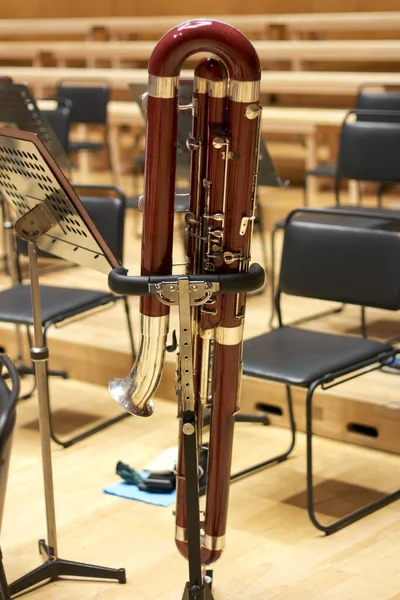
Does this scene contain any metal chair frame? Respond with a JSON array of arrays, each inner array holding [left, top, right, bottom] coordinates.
[[270, 110, 400, 329], [0, 185, 135, 448], [244, 208, 400, 534]]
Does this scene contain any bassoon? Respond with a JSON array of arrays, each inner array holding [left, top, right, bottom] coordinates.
[[108, 18, 263, 570]]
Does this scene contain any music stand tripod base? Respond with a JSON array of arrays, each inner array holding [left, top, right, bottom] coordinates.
[[9, 540, 126, 596]]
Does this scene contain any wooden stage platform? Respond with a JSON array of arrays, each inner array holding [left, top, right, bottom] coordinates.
[[0, 183, 399, 599], [0, 184, 398, 456]]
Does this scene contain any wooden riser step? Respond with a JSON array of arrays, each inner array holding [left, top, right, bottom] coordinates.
[[1, 324, 399, 456]]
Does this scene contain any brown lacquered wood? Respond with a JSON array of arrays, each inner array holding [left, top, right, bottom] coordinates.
[[143, 20, 260, 567], [149, 20, 260, 81], [202, 342, 242, 564], [140, 95, 177, 317]]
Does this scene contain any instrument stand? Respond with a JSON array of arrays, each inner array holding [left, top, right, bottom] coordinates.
[[8, 213, 126, 596], [0, 546, 11, 600], [181, 409, 214, 600], [107, 257, 265, 600]]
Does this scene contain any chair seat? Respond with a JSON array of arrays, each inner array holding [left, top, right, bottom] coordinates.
[[274, 205, 400, 231], [0, 285, 115, 325], [305, 164, 337, 178], [69, 141, 106, 152], [243, 327, 392, 387]]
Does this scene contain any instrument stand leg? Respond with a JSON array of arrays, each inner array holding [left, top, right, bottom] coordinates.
[[180, 410, 215, 600], [9, 239, 126, 597], [0, 546, 11, 600]]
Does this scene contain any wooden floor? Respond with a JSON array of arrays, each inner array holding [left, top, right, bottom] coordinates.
[[0, 175, 400, 598], [3, 382, 400, 600]]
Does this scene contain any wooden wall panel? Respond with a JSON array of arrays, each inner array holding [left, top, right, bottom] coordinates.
[[1, 0, 400, 20]]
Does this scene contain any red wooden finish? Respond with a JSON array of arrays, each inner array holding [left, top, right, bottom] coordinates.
[[141, 19, 261, 566]]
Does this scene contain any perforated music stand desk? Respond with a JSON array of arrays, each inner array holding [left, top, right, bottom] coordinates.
[[0, 127, 126, 596]]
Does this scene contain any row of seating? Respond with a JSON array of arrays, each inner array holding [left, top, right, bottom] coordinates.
[[3, 39, 400, 69], [0, 11, 400, 39], [5, 65, 400, 96]]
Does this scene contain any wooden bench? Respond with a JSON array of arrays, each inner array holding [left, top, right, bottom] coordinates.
[[1, 12, 400, 40], [105, 101, 346, 196], [3, 40, 400, 70], [5, 65, 400, 97]]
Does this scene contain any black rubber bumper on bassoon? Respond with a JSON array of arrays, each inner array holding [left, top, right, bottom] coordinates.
[[108, 262, 265, 297]]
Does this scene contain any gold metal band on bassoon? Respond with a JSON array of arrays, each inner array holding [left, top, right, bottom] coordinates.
[[229, 80, 260, 103], [194, 76, 208, 94], [175, 525, 188, 542], [215, 323, 244, 346], [204, 534, 226, 551], [194, 76, 227, 98], [148, 75, 179, 98], [200, 327, 215, 340]]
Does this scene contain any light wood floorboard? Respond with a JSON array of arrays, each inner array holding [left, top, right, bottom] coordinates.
[[0, 179, 399, 598], [2, 381, 400, 600]]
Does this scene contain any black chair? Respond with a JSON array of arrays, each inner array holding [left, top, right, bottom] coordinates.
[[243, 208, 400, 534], [0, 185, 135, 448], [56, 81, 115, 180], [0, 353, 19, 600], [304, 88, 400, 206], [39, 97, 72, 156], [270, 111, 400, 328]]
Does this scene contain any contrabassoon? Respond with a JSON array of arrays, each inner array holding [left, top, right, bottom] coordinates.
[[108, 18, 263, 572]]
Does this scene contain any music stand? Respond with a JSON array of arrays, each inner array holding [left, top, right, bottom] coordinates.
[[0, 77, 74, 385], [0, 127, 126, 595]]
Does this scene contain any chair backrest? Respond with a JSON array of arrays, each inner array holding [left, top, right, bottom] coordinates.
[[73, 185, 126, 263], [336, 110, 400, 184], [56, 82, 110, 124], [356, 85, 400, 120], [278, 209, 400, 312], [257, 135, 285, 188], [39, 97, 72, 154], [0, 354, 19, 531], [15, 185, 126, 269]]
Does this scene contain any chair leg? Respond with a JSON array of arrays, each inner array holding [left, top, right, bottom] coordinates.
[[230, 384, 296, 483], [256, 204, 268, 278], [48, 411, 131, 448], [361, 306, 367, 338], [248, 207, 268, 298], [41, 328, 130, 448], [0, 547, 11, 600], [268, 225, 279, 329], [106, 142, 119, 186], [305, 383, 400, 535]]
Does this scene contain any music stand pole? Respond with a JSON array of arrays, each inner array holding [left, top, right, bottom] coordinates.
[[8, 219, 126, 596], [27, 240, 58, 555]]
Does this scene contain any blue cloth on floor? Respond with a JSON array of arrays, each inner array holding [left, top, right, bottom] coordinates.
[[103, 472, 176, 507]]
